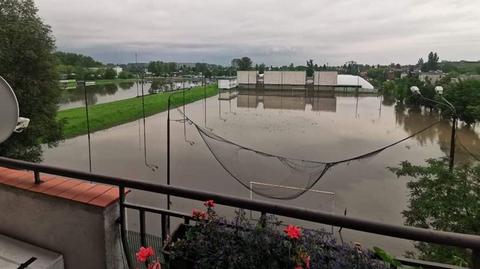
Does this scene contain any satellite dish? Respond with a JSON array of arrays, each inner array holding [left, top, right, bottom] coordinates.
[[0, 76, 29, 143]]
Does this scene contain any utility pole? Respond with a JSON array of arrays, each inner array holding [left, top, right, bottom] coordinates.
[[449, 116, 457, 171]]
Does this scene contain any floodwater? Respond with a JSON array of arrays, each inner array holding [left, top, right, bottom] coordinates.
[[59, 79, 204, 110], [42, 88, 480, 256]]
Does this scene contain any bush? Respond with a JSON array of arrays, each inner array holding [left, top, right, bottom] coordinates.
[[167, 201, 388, 269]]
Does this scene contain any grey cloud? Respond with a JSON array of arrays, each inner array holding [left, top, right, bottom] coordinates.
[[35, 0, 480, 65]]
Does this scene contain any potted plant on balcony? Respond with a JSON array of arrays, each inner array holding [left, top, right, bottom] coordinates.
[[163, 200, 389, 269]]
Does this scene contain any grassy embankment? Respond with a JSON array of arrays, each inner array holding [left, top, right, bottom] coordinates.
[[57, 84, 218, 139], [94, 78, 138, 85]]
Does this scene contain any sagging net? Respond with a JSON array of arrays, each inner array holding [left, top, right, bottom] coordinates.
[[179, 109, 440, 200]]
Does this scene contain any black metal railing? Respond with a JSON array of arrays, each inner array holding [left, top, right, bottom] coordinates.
[[0, 156, 479, 269]]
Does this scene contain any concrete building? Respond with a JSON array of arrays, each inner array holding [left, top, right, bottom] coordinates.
[[263, 71, 306, 85], [419, 71, 445, 84], [337, 75, 375, 92], [113, 66, 123, 76], [218, 78, 238, 89], [313, 71, 338, 86], [237, 71, 258, 84]]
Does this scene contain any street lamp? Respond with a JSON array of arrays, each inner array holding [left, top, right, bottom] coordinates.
[[410, 85, 457, 170]]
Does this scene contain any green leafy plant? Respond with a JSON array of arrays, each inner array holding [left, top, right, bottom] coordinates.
[[167, 200, 388, 269], [373, 247, 401, 267], [390, 158, 480, 266]]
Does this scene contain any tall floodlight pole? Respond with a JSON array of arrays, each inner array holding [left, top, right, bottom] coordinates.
[[204, 76, 207, 126], [79, 81, 92, 173], [135, 53, 139, 97], [166, 87, 190, 233], [410, 86, 457, 170]]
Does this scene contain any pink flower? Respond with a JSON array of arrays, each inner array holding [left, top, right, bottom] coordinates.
[[304, 256, 311, 269], [148, 261, 161, 269], [136, 246, 154, 263], [204, 199, 215, 208], [192, 209, 207, 220], [284, 225, 301, 239], [294, 267, 303, 269]]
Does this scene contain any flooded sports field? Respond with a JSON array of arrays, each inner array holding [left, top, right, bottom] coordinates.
[[42, 88, 480, 255]]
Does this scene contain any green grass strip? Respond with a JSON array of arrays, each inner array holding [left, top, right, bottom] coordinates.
[[94, 78, 138, 85], [57, 84, 218, 139]]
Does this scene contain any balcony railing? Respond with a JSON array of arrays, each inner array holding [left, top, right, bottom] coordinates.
[[0, 156, 479, 269]]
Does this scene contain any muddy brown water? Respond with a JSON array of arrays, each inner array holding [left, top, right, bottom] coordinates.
[[42, 88, 480, 256]]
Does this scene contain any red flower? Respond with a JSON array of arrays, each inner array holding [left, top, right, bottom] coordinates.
[[192, 209, 207, 220], [284, 225, 301, 239], [204, 199, 215, 208], [294, 267, 303, 269], [148, 261, 161, 269], [136, 246, 154, 263]]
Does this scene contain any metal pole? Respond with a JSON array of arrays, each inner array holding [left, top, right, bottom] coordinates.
[[204, 77, 207, 126], [34, 171, 41, 184], [449, 116, 456, 171], [473, 249, 480, 269], [135, 53, 139, 97], [83, 81, 92, 173], [139, 209, 146, 247], [119, 186, 132, 268], [166, 95, 171, 234]]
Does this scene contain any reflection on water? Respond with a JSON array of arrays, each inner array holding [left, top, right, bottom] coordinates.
[[58, 79, 204, 110], [43, 88, 480, 256], [237, 89, 338, 112]]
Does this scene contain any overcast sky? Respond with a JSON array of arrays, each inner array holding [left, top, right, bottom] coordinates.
[[35, 0, 480, 66]]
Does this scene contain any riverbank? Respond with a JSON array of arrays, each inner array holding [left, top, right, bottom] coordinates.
[[94, 78, 138, 86], [57, 84, 218, 138]]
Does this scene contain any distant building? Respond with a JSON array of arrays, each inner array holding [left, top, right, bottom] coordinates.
[[419, 71, 445, 84], [264, 71, 306, 85], [235, 70, 376, 92], [113, 66, 123, 76], [314, 71, 338, 86], [237, 71, 258, 84], [386, 70, 395, 80], [218, 78, 238, 89]]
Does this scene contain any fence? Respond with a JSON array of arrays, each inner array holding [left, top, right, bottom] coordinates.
[[0, 156, 479, 269]]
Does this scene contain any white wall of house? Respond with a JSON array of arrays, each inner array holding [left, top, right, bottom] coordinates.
[[419, 72, 444, 84], [314, 71, 338, 86], [218, 78, 238, 89], [263, 71, 282, 85], [237, 71, 257, 84], [113, 66, 123, 76], [282, 71, 306, 85], [264, 71, 306, 85]]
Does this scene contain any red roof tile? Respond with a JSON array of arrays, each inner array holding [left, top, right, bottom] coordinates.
[[0, 167, 126, 208]]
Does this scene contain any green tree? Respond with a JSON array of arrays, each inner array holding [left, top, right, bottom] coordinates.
[[306, 59, 314, 77], [390, 159, 479, 267], [118, 71, 134, 79], [0, 0, 63, 161], [238, 57, 252, 71], [54, 51, 102, 67], [103, 67, 117, 79], [417, 58, 424, 69], [424, 52, 440, 71], [443, 79, 480, 124]]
